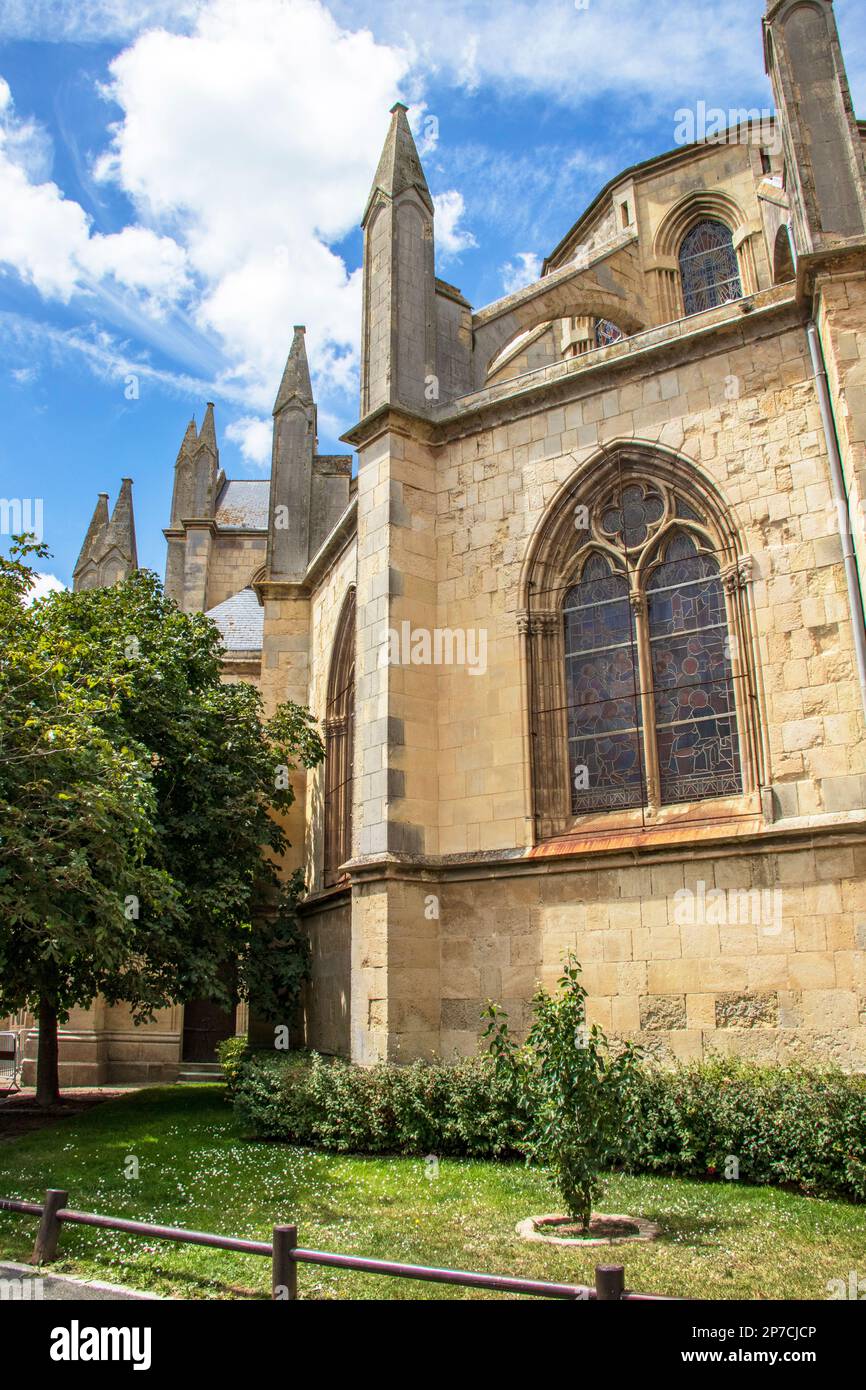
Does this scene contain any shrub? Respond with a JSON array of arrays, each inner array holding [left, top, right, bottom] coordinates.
[[233, 1050, 521, 1156], [217, 1034, 251, 1097], [231, 1048, 866, 1205], [628, 1057, 866, 1202], [232, 1049, 318, 1136]]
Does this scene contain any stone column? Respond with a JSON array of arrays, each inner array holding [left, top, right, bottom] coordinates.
[[258, 580, 312, 871], [347, 416, 442, 1062], [179, 520, 216, 614], [520, 609, 571, 839]]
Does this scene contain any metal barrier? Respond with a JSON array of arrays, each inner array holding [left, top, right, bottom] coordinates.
[[1, 1189, 673, 1300], [0, 1033, 21, 1103]]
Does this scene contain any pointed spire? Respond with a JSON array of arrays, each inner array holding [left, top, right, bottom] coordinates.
[[268, 327, 319, 581], [73, 483, 137, 591], [363, 102, 433, 225], [104, 477, 138, 571], [198, 401, 217, 453], [273, 326, 314, 415], [176, 417, 197, 464], [171, 417, 198, 526], [73, 492, 110, 583], [170, 404, 218, 525]]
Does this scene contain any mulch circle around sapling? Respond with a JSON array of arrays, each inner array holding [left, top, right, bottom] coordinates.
[[516, 1213, 661, 1247]]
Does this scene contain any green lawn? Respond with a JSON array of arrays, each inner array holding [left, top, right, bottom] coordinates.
[[0, 1086, 862, 1300]]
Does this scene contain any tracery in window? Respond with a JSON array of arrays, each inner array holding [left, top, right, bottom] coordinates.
[[549, 474, 748, 820], [600, 483, 665, 550], [524, 450, 763, 838], [679, 220, 743, 315]]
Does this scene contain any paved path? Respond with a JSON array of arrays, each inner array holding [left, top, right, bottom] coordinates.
[[0, 1261, 160, 1301]]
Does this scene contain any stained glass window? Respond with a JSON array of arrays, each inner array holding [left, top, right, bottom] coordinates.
[[600, 484, 665, 551], [675, 497, 704, 523], [595, 318, 624, 348], [679, 220, 743, 316], [559, 483, 745, 820], [647, 533, 742, 804], [564, 554, 644, 813]]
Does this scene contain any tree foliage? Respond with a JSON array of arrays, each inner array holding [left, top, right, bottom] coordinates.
[[483, 954, 644, 1230], [0, 542, 323, 1101]]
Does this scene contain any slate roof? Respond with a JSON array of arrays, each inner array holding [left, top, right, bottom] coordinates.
[[214, 480, 269, 530], [205, 588, 264, 652]]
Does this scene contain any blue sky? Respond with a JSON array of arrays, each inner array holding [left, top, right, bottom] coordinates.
[[0, 0, 864, 589]]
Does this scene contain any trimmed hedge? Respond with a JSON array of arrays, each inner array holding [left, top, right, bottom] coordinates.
[[229, 1049, 866, 1204], [629, 1058, 866, 1202], [233, 1050, 520, 1158]]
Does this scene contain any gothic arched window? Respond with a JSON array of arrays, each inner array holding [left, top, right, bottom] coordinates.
[[679, 220, 743, 316], [523, 458, 759, 837], [323, 589, 355, 887], [566, 485, 742, 814]]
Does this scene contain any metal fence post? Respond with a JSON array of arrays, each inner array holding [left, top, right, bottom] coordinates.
[[595, 1264, 625, 1300], [272, 1224, 298, 1300], [32, 1188, 68, 1266]]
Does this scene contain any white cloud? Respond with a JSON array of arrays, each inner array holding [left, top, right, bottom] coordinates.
[[0, 2, 563, 435], [0, 1, 204, 41], [225, 416, 273, 469], [456, 35, 481, 94], [11, 364, 38, 385], [433, 190, 477, 259], [328, 0, 772, 113], [2, 0, 863, 123], [0, 310, 245, 408], [501, 252, 542, 295], [0, 77, 53, 181], [93, 0, 412, 411], [27, 572, 67, 605], [410, 104, 439, 157], [79, 227, 190, 317], [0, 83, 190, 312], [0, 141, 90, 300]]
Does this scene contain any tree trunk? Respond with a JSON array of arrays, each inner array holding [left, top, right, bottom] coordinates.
[[36, 997, 60, 1108]]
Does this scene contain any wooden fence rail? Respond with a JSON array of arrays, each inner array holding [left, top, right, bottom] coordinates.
[[0, 1189, 672, 1301]]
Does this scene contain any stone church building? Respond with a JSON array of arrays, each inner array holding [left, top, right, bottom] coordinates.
[[12, 0, 866, 1081]]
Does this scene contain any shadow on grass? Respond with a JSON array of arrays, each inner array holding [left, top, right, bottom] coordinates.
[[651, 1211, 744, 1248], [52, 1253, 267, 1302]]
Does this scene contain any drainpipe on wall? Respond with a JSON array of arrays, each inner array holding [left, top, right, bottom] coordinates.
[[805, 320, 866, 725]]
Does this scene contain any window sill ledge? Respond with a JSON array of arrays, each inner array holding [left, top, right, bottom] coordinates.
[[529, 801, 866, 861]]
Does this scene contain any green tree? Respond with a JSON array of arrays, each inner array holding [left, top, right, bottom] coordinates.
[[484, 954, 643, 1230], [245, 869, 314, 1033], [0, 545, 323, 1104], [0, 540, 167, 1104]]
